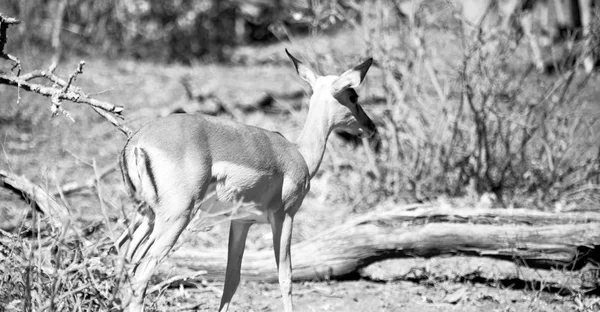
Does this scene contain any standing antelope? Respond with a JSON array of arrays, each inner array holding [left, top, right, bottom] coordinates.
[[117, 50, 376, 311]]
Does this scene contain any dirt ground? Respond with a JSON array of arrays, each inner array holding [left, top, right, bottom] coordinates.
[[149, 278, 575, 312]]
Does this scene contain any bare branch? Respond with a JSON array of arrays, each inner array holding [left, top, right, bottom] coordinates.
[[92, 106, 132, 137], [0, 73, 122, 111], [0, 71, 132, 135], [0, 13, 131, 137], [63, 61, 85, 93]]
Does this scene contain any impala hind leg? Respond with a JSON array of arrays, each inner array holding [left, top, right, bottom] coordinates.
[[117, 209, 155, 259], [126, 216, 153, 261], [270, 209, 296, 312], [127, 200, 194, 312], [116, 212, 143, 251], [218, 221, 252, 312], [115, 209, 154, 306]]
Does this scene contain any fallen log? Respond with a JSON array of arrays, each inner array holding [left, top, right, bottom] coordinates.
[[159, 206, 600, 284], [0, 170, 69, 228]]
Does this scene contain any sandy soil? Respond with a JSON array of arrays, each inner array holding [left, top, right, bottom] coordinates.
[[150, 279, 574, 312]]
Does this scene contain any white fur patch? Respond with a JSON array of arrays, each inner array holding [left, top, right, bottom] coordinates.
[[197, 161, 274, 224]]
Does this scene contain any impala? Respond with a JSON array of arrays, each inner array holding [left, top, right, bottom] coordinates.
[[116, 49, 376, 311]]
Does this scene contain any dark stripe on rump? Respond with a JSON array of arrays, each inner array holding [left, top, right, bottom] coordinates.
[[139, 147, 160, 204]]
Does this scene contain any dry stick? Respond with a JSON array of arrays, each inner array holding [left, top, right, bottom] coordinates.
[[423, 58, 446, 104], [146, 271, 209, 295], [0, 170, 69, 227], [0, 74, 122, 113], [20, 69, 61, 82], [20, 67, 82, 93], [0, 72, 132, 136], [63, 61, 85, 93], [49, 61, 83, 119], [92, 106, 132, 137], [52, 173, 73, 215], [1, 15, 130, 136], [35, 207, 43, 309], [53, 164, 117, 197]]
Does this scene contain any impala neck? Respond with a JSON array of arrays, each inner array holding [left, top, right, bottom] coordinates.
[[296, 105, 332, 179]]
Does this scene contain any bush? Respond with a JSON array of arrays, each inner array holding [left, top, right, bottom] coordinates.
[[307, 0, 600, 209], [1, 0, 273, 63]]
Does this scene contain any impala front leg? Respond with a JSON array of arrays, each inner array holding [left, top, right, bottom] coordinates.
[[270, 209, 295, 312], [219, 221, 252, 312]]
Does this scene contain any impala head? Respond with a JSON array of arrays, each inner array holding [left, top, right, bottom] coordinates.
[[286, 49, 377, 139]]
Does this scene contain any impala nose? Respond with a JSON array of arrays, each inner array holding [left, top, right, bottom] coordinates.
[[356, 104, 377, 139], [359, 121, 377, 139]]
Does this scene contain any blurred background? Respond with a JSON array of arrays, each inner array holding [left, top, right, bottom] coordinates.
[[2, 0, 599, 210], [1, 0, 600, 311]]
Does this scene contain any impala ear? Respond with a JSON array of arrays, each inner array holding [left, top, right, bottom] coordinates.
[[286, 49, 317, 88], [332, 58, 373, 93]]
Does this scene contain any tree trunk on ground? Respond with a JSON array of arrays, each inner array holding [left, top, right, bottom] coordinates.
[[158, 205, 600, 285]]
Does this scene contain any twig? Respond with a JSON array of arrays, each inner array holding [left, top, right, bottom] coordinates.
[[52, 164, 117, 197], [92, 106, 131, 136], [19, 68, 80, 92], [423, 58, 446, 106], [147, 271, 210, 294], [63, 61, 85, 93]]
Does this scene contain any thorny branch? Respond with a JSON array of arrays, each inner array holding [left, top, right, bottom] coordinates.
[[0, 12, 132, 137]]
